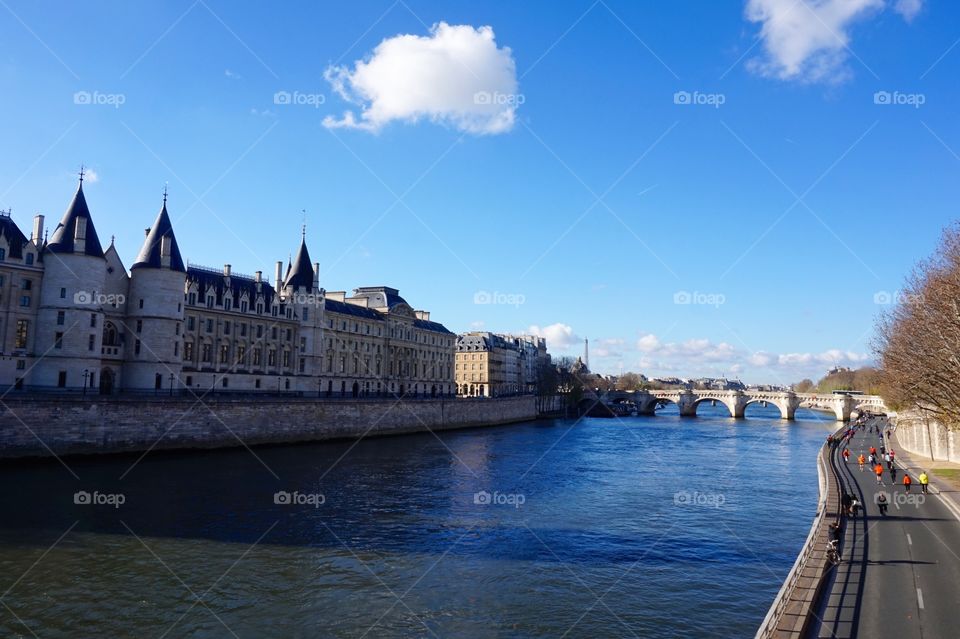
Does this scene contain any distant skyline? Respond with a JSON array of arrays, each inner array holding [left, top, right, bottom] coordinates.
[[0, 0, 957, 383]]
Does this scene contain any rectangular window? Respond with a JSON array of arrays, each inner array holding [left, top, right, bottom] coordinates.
[[303, 307, 309, 321], [57, 371, 66, 387], [88, 334, 95, 351], [139, 299, 144, 309], [237, 345, 246, 362], [224, 322, 231, 336], [90, 313, 97, 328], [21, 279, 31, 290], [253, 348, 262, 366], [220, 344, 229, 363], [174, 341, 179, 356], [283, 351, 290, 367], [299, 358, 305, 373], [20, 296, 30, 307], [268, 350, 277, 366], [272, 327, 278, 340], [15, 359, 24, 370], [54, 332, 63, 349], [188, 293, 196, 305], [240, 324, 247, 337], [135, 339, 141, 355], [257, 325, 263, 339], [136, 320, 143, 333], [15, 320, 28, 348], [59, 287, 66, 299], [206, 319, 213, 333], [300, 337, 306, 353], [184, 342, 193, 360], [57, 311, 65, 326], [202, 343, 212, 363], [187, 316, 196, 331], [175, 323, 180, 336]]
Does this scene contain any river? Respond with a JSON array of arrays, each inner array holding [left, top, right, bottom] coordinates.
[[0, 403, 834, 638]]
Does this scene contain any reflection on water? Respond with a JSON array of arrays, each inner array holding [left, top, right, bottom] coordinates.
[[0, 404, 834, 638]]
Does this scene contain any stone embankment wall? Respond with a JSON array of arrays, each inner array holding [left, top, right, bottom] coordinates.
[[0, 396, 537, 459], [892, 409, 960, 463]]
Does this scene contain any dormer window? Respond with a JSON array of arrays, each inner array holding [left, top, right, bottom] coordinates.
[[241, 301, 248, 313], [0, 248, 5, 261], [25, 253, 33, 265], [188, 293, 196, 305], [206, 296, 214, 309]]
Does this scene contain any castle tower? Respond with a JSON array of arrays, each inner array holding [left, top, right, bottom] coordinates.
[[584, 338, 590, 372], [34, 172, 107, 390], [279, 227, 323, 391], [123, 189, 186, 391]]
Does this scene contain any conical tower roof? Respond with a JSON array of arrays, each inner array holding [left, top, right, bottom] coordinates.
[[132, 193, 185, 271], [284, 232, 314, 290], [46, 177, 105, 258]]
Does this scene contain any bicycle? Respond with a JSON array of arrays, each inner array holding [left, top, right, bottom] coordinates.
[[826, 539, 841, 565]]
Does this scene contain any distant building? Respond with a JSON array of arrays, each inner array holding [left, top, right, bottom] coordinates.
[[455, 332, 549, 397]]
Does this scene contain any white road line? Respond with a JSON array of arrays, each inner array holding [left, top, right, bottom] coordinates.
[[906, 533, 912, 545], [917, 588, 925, 610], [894, 498, 901, 511]]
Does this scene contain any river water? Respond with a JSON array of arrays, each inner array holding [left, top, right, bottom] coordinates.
[[0, 404, 834, 638]]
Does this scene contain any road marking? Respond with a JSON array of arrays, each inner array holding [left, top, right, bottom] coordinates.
[[906, 533, 912, 545], [894, 498, 901, 511], [917, 588, 924, 610]]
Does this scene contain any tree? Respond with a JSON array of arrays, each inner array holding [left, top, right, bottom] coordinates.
[[794, 378, 815, 393], [616, 372, 643, 391], [874, 222, 960, 426]]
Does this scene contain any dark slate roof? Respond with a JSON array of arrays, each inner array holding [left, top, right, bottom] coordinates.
[[186, 266, 277, 310], [457, 334, 491, 351], [414, 318, 454, 335], [351, 286, 408, 309], [46, 183, 105, 258], [131, 201, 185, 271], [324, 298, 384, 320], [284, 237, 314, 290], [0, 215, 28, 260]]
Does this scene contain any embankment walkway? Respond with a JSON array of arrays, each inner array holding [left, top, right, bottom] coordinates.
[[809, 420, 960, 638]]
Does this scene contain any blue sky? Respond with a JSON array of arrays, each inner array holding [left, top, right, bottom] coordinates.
[[0, 0, 956, 383]]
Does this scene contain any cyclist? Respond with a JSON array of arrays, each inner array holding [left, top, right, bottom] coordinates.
[[919, 471, 929, 495]]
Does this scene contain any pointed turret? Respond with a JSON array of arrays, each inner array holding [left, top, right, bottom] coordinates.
[[46, 176, 104, 257], [131, 191, 185, 271], [284, 230, 314, 290]]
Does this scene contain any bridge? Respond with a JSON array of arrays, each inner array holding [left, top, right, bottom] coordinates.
[[596, 390, 885, 421]]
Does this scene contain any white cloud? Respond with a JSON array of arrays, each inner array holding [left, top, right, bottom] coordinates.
[[528, 323, 580, 351], [83, 168, 99, 183], [469, 320, 486, 330], [323, 22, 519, 134], [637, 334, 661, 352], [745, 0, 883, 82], [893, 0, 923, 21], [225, 69, 242, 80]]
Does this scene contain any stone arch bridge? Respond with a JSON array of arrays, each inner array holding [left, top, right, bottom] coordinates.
[[599, 390, 885, 421]]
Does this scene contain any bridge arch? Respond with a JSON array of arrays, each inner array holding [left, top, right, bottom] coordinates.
[[743, 398, 791, 420], [691, 396, 736, 417]]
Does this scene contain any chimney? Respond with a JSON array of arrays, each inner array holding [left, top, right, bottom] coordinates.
[[74, 217, 87, 252], [160, 235, 171, 268], [274, 261, 283, 288], [32, 214, 44, 243], [255, 270, 262, 283], [224, 264, 231, 277], [313, 262, 320, 289]]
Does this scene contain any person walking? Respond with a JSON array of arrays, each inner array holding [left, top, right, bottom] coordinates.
[[870, 445, 877, 458], [890, 466, 898, 483], [875, 463, 885, 485], [843, 449, 851, 463], [858, 454, 866, 472], [877, 492, 889, 516], [919, 471, 929, 495], [903, 474, 912, 493]]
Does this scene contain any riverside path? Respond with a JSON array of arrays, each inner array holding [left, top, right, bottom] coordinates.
[[810, 419, 960, 638]]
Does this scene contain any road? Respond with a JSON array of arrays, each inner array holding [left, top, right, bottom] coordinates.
[[809, 419, 960, 638]]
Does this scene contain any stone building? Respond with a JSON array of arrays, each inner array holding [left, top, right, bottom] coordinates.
[[455, 332, 548, 397], [0, 176, 455, 396]]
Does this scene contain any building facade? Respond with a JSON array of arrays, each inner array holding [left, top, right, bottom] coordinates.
[[0, 178, 455, 396], [455, 332, 548, 397]]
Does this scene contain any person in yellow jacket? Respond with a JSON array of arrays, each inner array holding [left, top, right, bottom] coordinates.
[[919, 471, 929, 495]]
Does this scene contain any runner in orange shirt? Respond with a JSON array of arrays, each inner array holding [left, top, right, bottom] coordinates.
[[842, 449, 851, 463], [858, 454, 866, 472], [874, 463, 885, 485], [903, 474, 912, 493]]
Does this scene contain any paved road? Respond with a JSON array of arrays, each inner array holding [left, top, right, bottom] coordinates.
[[810, 419, 960, 638]]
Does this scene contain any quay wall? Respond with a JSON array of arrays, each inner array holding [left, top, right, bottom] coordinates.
[[0, 395, 538, 459], [892, 409, 960, 463]]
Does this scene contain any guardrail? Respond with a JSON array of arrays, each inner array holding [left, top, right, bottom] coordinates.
[[755, 428, 845, 638]]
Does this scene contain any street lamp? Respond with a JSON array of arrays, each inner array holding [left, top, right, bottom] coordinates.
[[82, 369, 89, 396], [169, 373, 175, 396]]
